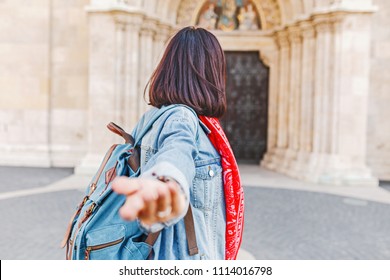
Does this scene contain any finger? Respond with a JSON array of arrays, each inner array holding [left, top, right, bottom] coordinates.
[[168, 182, 185, 216], [138, 197, 157, 225], [119, 194, 145, 221], [156, 184, 171, 221], [112, 177, 141, 195]]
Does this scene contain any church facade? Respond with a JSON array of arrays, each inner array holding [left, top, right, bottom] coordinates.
[[0, 0, 389, 186]]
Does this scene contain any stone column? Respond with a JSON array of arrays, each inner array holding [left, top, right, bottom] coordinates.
[[276, 30, 290, 151], [312, 16, 330, 156], [113, 19, 127, 126], [284, 25, 303, 175], [260, 48, 279, 169], [299, 21, 316, 154], [293, 21, 316, 177], [153, 23, 172, 66], [265, 30, 290, 170], [124, 14, 143, 130], [138, 18, 157, 118], [328, 15, 342, 156], [260, 47, 279, 165]]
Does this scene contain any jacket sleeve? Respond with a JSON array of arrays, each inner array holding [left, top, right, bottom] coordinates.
[[138, 107, 198, 233]]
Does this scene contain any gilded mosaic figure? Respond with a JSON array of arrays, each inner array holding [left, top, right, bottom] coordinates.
[[238, 3, 258, 30], [217, 0, 238, 31], [198, 3, 218, 30]]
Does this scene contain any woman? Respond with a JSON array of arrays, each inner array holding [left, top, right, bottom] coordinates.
[[112, 26, 244, 260]]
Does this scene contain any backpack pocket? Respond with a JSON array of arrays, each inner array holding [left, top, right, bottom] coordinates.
[[84, 224, 153, 260], [84, 224, 126, 260]]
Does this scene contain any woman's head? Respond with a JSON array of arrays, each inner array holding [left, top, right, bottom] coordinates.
[[147, 26, 226, 118]]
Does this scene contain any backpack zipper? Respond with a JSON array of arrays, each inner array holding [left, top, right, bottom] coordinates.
[[84, 237, 124, 260]]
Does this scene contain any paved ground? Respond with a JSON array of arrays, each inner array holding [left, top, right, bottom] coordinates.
[[1, 165, 390, 260]]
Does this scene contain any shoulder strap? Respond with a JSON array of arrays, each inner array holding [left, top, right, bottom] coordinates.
[[145, 205, 198, 257], [107, 122, 135, 144]]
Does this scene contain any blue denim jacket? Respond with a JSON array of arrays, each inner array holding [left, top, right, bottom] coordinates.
[[132, 104, 226, 260]]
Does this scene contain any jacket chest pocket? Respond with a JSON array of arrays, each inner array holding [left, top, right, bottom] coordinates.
[[191, 163, 223, 211]]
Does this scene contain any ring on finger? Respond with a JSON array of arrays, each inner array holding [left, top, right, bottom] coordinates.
[[156, 206, 172, 219]]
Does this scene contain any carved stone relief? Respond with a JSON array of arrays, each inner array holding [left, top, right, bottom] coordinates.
[[176, 0, 282, 30]]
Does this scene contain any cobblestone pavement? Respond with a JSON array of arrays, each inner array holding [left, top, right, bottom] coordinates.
[[242, 186, 390, 260], [1, 166, 390, 260]]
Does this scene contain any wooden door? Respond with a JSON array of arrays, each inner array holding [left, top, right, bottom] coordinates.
[[221, 51, 269, 164]]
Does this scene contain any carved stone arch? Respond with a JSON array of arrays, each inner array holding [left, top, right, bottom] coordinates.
[[252, 0, 282, 29], [176, 0, 199, 27], [176, 0, 282, 30]]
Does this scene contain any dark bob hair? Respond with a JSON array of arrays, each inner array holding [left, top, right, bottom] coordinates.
[[147, 26, 227, 118]]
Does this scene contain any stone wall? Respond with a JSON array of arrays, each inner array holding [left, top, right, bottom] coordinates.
[[0, 0, 51, 166], [0, 0, 89, 167], [50, 0, 89, 166], [367, 0, 390, 180]]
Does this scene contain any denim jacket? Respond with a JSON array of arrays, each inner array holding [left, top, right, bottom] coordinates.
[[132, 104, 226, 260]]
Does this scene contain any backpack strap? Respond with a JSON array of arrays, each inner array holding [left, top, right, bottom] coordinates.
[[184, 205, 199, 255], [144, 205, 198, 257], [107, 122, 135, 144]]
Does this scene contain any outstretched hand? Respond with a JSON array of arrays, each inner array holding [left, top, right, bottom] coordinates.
[[112, 177, 186, 226]]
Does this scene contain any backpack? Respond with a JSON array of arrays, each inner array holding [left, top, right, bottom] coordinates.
[[61, 106, 198, 260]]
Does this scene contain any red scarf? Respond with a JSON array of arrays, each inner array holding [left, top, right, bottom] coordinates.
[[199, 116, 244, 260]]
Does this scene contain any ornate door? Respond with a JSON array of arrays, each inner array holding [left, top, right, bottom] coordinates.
[[221, 51, 269, 164]]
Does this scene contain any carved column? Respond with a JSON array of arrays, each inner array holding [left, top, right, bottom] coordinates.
[[260, 48, 279, 168], [138, 19, 157, 118], [299, 22, 315, 154], [288, 26, 302, 152], [153, 23, 172, 66], [284, 25, 303, 175], [304, 15, 334, 180], [328, 15, 342, 156], [113, 18, 127, 127], [262, 30, 289, 170], [270, 30, 290, 168], [312, 16, 329, 156], [124, 14, 143, 130], [293, 21, 316, 177]]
